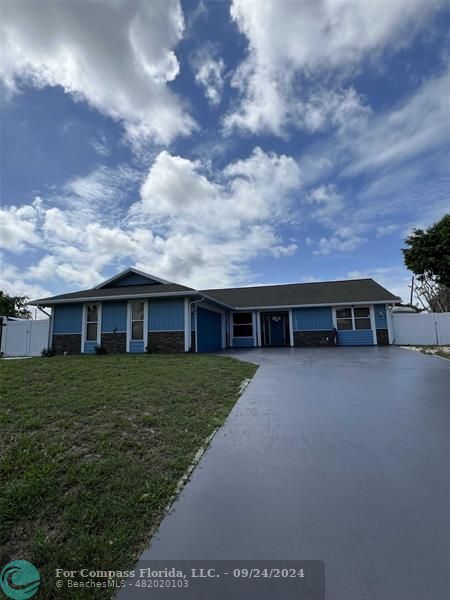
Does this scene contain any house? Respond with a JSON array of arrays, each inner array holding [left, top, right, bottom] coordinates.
[[30, 267, 400, 354]]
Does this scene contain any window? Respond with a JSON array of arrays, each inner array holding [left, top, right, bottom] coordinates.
[[336, 307, 371, 331], [232, 312, 253, 337], [131, 301, 144, 340], [335, 307, 353, 330], [86, 304, 98, 341], [354, 307, 371, 330]]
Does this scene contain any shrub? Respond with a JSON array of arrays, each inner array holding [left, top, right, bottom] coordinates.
[[41, 347, 55, 357], [94, 345, 108, 355]]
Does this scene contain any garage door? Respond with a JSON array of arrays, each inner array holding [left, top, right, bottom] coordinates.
[[197, 308, 222, 352]]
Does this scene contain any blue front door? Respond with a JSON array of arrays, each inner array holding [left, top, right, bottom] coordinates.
[[197, 308, 222, 352], [262, 312, 289, 346], [270, 315, 285, 345]]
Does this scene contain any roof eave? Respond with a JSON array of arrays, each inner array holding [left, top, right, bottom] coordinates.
[[30, 290, 201, 306], [227, 298, 401, 310]]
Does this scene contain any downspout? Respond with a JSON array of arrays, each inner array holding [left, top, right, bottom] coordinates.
[[38, 305, 52, 348], [189, 297, 206, 352]]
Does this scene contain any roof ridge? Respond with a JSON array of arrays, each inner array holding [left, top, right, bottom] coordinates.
[[202, 278, 374, 293]]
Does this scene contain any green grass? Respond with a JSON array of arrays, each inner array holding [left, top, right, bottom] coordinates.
[[0, 354, 257, 598], [419, 345, 450, 360]]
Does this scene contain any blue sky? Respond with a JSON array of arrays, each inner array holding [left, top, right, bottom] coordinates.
[[1, 0, 449, 308]]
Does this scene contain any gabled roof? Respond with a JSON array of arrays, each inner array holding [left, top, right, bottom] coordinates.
[[94, 267, 172, 288], [30, 269, 400, 308], [201, 278, 400, 308], [30, 283, 195, 305]]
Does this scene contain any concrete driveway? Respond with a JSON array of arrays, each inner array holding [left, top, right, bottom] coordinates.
[[122, 347, 450, 600]]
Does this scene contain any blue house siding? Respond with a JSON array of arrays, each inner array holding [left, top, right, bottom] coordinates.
[[337, 330, 374, 346], [148, 298, 184, 331], [293, 307, 333, 331], [232, 337, 254, 347], [104, 272, 160, 287], [84, 340, 97, 354], [101, 301, 127, 332], [374, 304, 388, 329], [53, 304, 83, 334], [129, 340, 145, 353]]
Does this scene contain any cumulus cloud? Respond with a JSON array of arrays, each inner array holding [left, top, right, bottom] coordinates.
[[0, 258, 51, 301], [226, 0, 442, 135], [0, 0, 194, 144], [191, 44, 225, 105], [0, 202, 40, 252], [1, 148, 302, 293]]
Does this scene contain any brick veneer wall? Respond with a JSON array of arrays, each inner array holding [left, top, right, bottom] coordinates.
[[101, 333, 126, 353], [147, 331, 185, 353], [53, 334, 81, 354], [293, 330, 335, 347]]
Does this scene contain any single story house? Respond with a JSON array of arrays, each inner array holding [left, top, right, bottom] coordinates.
[[30, 267, 400, 354]]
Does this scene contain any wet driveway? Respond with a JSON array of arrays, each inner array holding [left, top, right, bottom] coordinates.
[[120, 347, 450, 600]]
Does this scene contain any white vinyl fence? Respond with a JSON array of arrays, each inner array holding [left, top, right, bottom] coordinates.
[[391, 312, 450, 346], [0, 318, 50, 357]]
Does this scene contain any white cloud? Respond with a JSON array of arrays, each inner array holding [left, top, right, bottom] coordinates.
[[226, 0, 442, 135], [0, 203, 40, 252], [295, 67, 450, 249], [313, 232, 366, 256], [191, 44, 225, 105], [306, 184, 344, 226], [90, 135, 110, 158], [296, 88, 372, 133], [2, 148, 303, 293], [0, 0, 194, 145], [0, 258, 51, 300], [376, 224, 399, 237], [343, 69, 450, 176]]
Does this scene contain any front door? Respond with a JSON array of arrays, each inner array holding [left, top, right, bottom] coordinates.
[[262, 312, 289, 346]]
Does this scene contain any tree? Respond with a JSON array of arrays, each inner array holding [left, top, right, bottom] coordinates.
[[0, 291, 32, 319], [402, 214, 450, 312]]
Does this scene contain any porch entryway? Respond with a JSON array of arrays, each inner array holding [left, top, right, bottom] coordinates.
[[261, 311, 290, 346]]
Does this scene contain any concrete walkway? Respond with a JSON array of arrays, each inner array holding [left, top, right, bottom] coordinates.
[[120, 347, 450, 600]]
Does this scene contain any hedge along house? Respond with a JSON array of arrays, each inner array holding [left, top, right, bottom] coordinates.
[[30, 267, 400, 354]]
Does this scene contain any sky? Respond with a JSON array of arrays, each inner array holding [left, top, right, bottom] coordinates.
[[1, 0, 449, 310]]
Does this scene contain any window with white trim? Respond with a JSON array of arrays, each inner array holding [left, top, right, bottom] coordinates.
[[131, 301, 144, 340], [232, 312, 253, 337], [336, 307, 371, 331], [86, 304, 99, 341]]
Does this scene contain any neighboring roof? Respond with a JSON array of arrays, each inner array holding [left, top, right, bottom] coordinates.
[[94, 267, 172, 288], [201, 279, 400, 308], [30, 283, 195, 305]]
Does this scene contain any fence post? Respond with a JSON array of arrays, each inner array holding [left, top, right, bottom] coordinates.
[[435, 315, 440, 346]]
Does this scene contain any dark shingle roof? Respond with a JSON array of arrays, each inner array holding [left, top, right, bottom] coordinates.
[[201, 279, 400, 308], [31, 277, 399, 308], [31, 283, 195, 305]]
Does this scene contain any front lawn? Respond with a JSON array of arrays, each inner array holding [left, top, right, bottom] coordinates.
[[0, 354, 256, 598]]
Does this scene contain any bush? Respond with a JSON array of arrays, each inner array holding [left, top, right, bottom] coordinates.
[[41, 347, 55, 357], [94, 345, 108, 355]]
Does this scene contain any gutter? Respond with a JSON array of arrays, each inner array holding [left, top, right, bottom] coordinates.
[[30, 290, 201, 306], [231, 298, 401, 310], [37, 306, 52, 348]]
